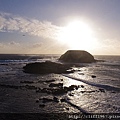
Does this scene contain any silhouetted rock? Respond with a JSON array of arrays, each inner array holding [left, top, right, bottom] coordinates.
[[53, 97, 59, 103], [23, 61, 72, 74], [60, 98, 66, 102], [42, 98, 53, 103], [66, 107, 69, 111], [49, 83, 63, 88], [35, 99, 39, 103], [91, 75, 96, 78], [68, 93, 74, 96], [24, 85, 37, 90], [59, 50, 96, 63], [99, 88, 105, 92], [20, 81, 34, 84], [39, 104, 45, 108], [81, 85, 84, 88], [44, 79, 56, 83]]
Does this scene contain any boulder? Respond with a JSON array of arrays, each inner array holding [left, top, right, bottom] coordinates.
[[59, 50, 96, 63], [23, 61, 72, 74]]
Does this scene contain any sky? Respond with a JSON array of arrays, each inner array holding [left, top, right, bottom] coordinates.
[[0, 0, 120, 55]]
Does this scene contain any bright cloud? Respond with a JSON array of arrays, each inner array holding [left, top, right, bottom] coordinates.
[[0, 12, 60, 39]]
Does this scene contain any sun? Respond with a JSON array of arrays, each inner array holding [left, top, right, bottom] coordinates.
[[57, 20, 97, 50]]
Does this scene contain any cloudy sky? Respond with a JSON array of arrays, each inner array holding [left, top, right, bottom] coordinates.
[[0, 0, 120, 55]]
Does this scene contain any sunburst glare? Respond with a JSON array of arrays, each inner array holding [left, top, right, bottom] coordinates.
[[57, 20, 98, 50]]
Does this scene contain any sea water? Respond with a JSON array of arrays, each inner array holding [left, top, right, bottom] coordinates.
[[0, 54, 120, 113]]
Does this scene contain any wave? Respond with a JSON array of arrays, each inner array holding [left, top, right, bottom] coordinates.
[[62, 74, 120, 91]]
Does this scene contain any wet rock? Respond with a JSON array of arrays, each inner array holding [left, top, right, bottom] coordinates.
[[23, 61, 72, 74], [60, 98, 66, 102], [39, 104, 45, 108], [68, 93, 74, 96], [36, 99, 39, 103], [51, 85, 79, 95], [36, 88, 42, 93], [81, 90, 96, 93], [111, 91, 116, 93], [59, 50, 96, 63], [99, 88, 105, 92], [91, 75, 96, 78], [53, 97, 59, 103], [24, 85, 37, 90], [41, 88, 52, 94], [81, 91, 85, 93], [49, 83, 63, 88], [78, 73, 84, 75], [0, 84, 20, 89], [66, 108, 69, 111], [52, 88, 67, 95], [81, 85, 84, 88], [67, 85, 79, 91], [36, 85, 80, 95], [20, 81, 34, 84], [42, 98, 53, 103], [44, 79, 56, 83]]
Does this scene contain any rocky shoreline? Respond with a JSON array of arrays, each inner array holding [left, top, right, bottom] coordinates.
[[23, 50, 96, 74]]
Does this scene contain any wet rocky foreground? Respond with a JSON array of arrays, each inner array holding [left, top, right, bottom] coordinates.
[[0, 63, 120, 120], [0, 73, 107, 113]]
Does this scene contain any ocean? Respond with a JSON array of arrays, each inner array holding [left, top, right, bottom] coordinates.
[[0, 54, 120, 114]]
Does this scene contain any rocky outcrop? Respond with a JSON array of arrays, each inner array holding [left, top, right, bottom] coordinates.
[[59, 50, 96, 63], [23, 50, 96, 74], [23, 61, 72, 74]]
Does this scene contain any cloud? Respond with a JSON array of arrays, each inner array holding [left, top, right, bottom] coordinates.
[[32, 43, 43, 48], [0, 43, 4, 48], [8, 41, 20, 46], [0, 41, 20, 48], [0, 12, 61, 39]]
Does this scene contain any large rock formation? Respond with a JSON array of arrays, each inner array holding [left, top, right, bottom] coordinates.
[[23, 50, 95, 74], [23, 61, 72, 74], [59, 50, 96, 63]]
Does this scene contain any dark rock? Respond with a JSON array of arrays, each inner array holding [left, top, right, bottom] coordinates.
[[39, 104, 45, 108], [24, 85, 37, 90], [36, 85, 80, 95], [44, 79, 56, 83], [68, 93, 74, 96], [52, 88, 67, 95], [81, 90, 96, 93], [0, 84, 20, 89], [66, 108, 69, 110], [60, 98, 66, 102], [111, 91, 116, 93], [36, 88, 42, 93], [91, 75, 96, 78], [78, 73, 84, 75], [59, 50, 96, 63], [81, 85, 84, 88], [49, 83, 63, 88], [53, 97, 59, 103], [23, 61, 72, 74], [36, 99, 39, 103], [41, 88, 52, 94], [42, 98, 53, 103], [68, 85, 79, 91], [99, 88, 105, 92], [20, 81, 34, 84], [81, 91, 85, 93]]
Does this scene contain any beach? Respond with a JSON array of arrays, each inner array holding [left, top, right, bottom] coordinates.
[[0, 54, 120, 119]]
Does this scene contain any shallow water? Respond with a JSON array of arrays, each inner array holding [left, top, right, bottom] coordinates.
[[0, 54, 120, 113]]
